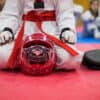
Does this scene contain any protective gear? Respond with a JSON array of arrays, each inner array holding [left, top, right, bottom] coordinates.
[[61, 31, 77, 44], [0, 31, 13, 45], [82, 49, 100, 70], [17, 33, 57, 75]]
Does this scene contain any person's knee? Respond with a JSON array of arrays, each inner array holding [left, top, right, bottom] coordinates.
[[0, 50, 10, 69], [0, 43, 14, 69]]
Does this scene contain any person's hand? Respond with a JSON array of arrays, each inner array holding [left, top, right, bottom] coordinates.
[[61, 31, 77, 44], [0, 31, 13, 45]]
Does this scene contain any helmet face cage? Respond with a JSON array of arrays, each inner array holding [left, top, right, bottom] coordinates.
[[23, 45, 50, 64]]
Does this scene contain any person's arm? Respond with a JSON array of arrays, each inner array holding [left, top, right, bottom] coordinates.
[[55, 0, 76, 43], [82, 11, 96, 34], [0, 0, 24, 33], [0, 0, 24, 45]]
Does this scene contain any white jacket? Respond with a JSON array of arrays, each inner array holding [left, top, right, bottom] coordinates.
[[0, 0, 76, 37], [82, 10, 100, 32]]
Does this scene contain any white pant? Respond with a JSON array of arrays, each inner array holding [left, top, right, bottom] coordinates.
[[0, 40, 83, 70], [0, 42, 14, 69]]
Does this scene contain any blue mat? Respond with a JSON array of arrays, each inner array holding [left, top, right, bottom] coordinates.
[[77, 37, 100, 43], [77, 32, 100, 43]]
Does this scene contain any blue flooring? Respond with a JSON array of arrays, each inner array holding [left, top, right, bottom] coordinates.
[[77, 37, 100, 43], [77, 32, 100, 43]]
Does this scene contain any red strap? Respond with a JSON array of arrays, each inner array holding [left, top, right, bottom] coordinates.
[[7, 21, 25, 69], [36, 22, 79, 56], [23, 11, 79, 56]]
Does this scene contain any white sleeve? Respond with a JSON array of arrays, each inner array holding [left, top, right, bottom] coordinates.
[[55, 0, 76, 33], [81, 11, 93, 21], [0, 0, 24, 34]]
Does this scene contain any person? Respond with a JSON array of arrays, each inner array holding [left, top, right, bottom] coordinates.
[[82, 0, 100, 39], [74, 4, 84, 23], [0, 0, 81, 71]]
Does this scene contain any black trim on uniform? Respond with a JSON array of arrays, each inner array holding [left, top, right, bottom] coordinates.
[[60, 28, 75, 44], [60, 28, 71, 40], [3, 27, 14, 40], [34, 1, 44, 9]]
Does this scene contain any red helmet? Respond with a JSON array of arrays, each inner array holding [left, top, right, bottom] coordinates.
[[17, 33, 57, 75]]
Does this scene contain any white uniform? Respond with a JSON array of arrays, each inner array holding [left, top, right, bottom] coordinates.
[[82, 10, 100, 38], [74, 4, 83, 23], [0, 0, 81, 69]]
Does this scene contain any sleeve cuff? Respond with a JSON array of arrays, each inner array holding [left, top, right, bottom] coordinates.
[[3, 27, 14, 40], [60, 28, 74, 40]]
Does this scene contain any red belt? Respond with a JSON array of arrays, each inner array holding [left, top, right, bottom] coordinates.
[[7, 10, 79, 69], [23, 10, 56, 22]]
